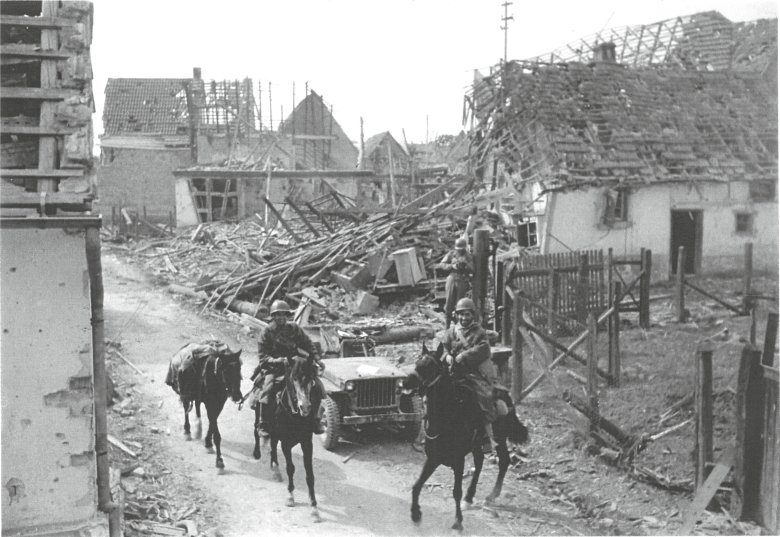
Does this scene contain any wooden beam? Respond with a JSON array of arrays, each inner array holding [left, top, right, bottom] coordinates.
[[1, 87, 80, 100], [0, 46, 72, 59], [0, 191, 92, 211], [285, 196, 321, 237], [37, 3, 58, 196], [0, 15, 76, 28], [1, 168, 83, 178], [261, 195, 302, 243], [0, 125, 78, 135], [290, 134, 337, 141], [304, 201, 335, 234], [678, 447, 735, 535]]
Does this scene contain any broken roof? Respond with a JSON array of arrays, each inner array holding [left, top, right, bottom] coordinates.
[[469, 11, 778, 191], [103, 78, 189, 136]]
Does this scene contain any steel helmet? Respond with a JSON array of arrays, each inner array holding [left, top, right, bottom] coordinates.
[[454, 237, 468, 250], [455, 297, 476, 313], [270, 300, 293, 316]]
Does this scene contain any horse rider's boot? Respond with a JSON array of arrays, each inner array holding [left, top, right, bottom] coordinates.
[[310, 399, 326, 434]]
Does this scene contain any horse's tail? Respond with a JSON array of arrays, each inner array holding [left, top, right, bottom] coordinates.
[[498, 391, 529, 445]]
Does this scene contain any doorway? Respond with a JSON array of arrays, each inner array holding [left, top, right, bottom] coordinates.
[[670, 210, 702, 275]]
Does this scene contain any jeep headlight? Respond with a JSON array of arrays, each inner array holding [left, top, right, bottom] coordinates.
[[344, 380, 356, 392], [396, 378, 405, 389]]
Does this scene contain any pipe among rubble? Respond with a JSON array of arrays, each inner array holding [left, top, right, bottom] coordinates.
[[85, 226, 118, 524]]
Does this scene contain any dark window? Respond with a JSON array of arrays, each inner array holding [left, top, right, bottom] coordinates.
[[603, 189, 628, 223], [518, 221, 538, 247], [749, 181, 777, 202], [735, 213, 754, 234]]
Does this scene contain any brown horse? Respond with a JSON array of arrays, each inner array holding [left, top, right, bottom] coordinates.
[[166, 340, 243, 470], [253, 355, 321, 522], [403, 342, 528, 530]]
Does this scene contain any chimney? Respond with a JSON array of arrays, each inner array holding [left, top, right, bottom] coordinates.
[[593, 42, 616, 63], [193, 67, 202, 80]]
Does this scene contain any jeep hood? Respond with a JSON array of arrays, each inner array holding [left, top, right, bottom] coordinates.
[[321, 356, 410, 386]]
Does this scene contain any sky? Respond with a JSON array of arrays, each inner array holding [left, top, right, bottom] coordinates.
[[90, 0, 777, 146]]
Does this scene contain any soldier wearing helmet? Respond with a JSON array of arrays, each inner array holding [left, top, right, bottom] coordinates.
[[435, 236, 475, 328], [253, 299, 326, 435], [442, 297, 498, 454]]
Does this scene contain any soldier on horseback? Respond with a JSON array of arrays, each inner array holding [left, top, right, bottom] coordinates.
[[441, 297, 498, 454], [253, 300, 326, 435]]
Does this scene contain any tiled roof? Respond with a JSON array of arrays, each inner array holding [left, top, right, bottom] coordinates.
[[490, 62, 777, 189], [103, 78, 190, 135]]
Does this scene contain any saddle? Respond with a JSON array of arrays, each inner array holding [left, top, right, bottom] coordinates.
[[165, 341, 224, 400]]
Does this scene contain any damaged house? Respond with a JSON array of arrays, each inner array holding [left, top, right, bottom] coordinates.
[[469, 11, 778, 279]]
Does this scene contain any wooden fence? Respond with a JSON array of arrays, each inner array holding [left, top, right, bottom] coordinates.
[[500, 248, 651, 335]]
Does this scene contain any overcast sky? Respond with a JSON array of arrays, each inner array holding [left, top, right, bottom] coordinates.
[[91, 0, 777, 146]]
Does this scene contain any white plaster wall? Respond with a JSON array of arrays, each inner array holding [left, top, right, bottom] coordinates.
[[544, 182, 778, 280], [175, 177, 200, 227], [1, 227, 101, 532]]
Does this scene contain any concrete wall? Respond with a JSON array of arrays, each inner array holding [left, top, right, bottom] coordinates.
[[1, 225, 107, 535], [542, 182, 778, 280]]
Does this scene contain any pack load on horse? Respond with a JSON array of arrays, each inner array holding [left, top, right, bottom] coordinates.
[[252, 354, 322, 522], [165, 339, 243, 470], [403, 304, 529, 531], [244, 300, 326, 437]]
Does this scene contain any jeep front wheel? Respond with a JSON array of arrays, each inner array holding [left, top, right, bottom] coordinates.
[[317, 396, 341, 450]]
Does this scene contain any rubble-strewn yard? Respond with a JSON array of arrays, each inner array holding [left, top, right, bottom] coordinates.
[[103, 227, 776, 536]]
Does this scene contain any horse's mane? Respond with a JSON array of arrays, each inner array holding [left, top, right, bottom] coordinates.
[[289, 355, 314, 385]]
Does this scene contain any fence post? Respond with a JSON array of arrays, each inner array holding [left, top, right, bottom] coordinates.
[[587, 313, 599, 433], [731, 344, 765, 521], [547, 268, 559, 363], [695, 342, 714, 490], [749, 303, 758, 345], [511, 295, 523, 402], [640, 248, 651, 328], [577, 252, 588, 325], [133, 209, 139, 242], [607, 247, 614, 315], [473, 229, 490, 327], [609, 281, 622, 387], [676, 246, 687, 322], [502, 287, 512, 347], [763, 312, 778, 367], [743, 242, 753, 313], [495, 261, 504, 333]]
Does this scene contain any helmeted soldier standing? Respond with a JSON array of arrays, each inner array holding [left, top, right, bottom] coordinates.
[[442, 297, 498, 453], [436, 236, 474, 328], [253, 300, 326, 435]]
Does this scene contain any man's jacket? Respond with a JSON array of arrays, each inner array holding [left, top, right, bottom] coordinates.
[[256, 321, 318, 376]]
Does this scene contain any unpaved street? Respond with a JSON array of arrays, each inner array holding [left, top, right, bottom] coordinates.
[[102, 251, 563, 537]]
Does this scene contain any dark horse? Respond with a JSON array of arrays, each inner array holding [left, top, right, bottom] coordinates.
[[404, 342, 529, 530], [166, 341, 243, 470], [252, 356, 321, 522]]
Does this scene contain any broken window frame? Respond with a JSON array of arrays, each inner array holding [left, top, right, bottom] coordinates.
[[188, 177, 239, 223], [602, 188, 629, 225]]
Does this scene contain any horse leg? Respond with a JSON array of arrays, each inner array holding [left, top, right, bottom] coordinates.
[[194, 398, 202, 440], [201, 400, 214, 452], [282, 441, 296, 507], [253, 405, 261, 460], [452, 456, 465, 531], [410, 457, 438, 524], [270, 437, 282, 482], [183, 401, 191, 441], [486, 436, 510, 502], [463, 447, 484, 508], [207, 399, 226, 470], [301, 437, 321, 522]]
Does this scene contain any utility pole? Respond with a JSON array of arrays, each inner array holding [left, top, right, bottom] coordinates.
[[501, 1, 514, 66]]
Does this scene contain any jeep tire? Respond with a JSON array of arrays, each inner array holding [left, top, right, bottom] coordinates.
[[317, 396, 341, 450]]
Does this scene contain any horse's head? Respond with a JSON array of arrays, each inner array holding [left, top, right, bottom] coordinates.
[[404, 342, 446, 396], [215, 347, 243, 402], [286, 355, 316, 417]]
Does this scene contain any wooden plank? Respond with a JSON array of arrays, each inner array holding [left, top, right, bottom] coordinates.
[[0, 125, 78, 135], [0, 15, 77, 28], [1, 168, 83, 178], [285, 196, 321, 237], [678, 446, 735, 535], [37, 2, 59, 196], [676, 246, 686, 322], [261, 195, 302, 243], [0, 46, 72, 59], [695, 343, 714, 489], [684, 280, 744, 314]]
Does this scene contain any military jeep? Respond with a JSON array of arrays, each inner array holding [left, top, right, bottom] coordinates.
[[316, 355, 423, 450]]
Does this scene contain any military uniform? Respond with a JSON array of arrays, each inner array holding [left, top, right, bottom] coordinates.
[[437, 248, 475, 328], [442, 321, 497, 423]]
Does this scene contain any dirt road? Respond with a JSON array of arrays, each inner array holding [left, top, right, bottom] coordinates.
[[102, 251, 555, 537]]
